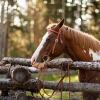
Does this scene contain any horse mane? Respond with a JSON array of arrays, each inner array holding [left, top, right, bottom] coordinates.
[[63, 25, 100, 52], [47, 23, 100, 52]]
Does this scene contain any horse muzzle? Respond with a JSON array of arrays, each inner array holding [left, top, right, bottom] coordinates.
[[31, 55, 43, 63]]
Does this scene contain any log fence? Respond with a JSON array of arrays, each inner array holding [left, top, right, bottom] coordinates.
[[0, 57, 100, 100]]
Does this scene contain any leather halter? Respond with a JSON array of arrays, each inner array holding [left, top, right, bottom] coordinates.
[[42, 28, 63, 61], [47, 29, 63, 55], [48, 29, 60, 34], [47, 28, 63, 43]]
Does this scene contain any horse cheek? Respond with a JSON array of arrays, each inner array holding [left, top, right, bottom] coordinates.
[[55, 44, 64, 56]]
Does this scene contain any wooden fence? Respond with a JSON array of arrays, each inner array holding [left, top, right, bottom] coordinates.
[[0, 57, 100, 100]]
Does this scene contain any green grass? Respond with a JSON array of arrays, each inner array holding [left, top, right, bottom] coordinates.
[[27, 71, 83, 100]]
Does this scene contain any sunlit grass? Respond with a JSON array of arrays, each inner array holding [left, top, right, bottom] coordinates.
[[27, 71, 83, 99], [32, 70, 79, 82]]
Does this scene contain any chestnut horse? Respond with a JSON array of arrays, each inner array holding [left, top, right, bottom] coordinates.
[[31, 19, 100, 100]]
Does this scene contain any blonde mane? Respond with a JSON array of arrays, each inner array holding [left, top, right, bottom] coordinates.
[[47, 23, 100, 52]]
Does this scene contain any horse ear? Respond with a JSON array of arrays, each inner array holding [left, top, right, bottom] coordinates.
[[55, 19, 64, 30]]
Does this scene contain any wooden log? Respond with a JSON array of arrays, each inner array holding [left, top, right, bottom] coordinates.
[[0, 79, 100, 93], [0, 96, 36, 100], [45, 58, 100, 71], [0, 64, 10, 74], [10, 65, 31, 83], [31, 58, 100, 71], [1, 57, 100, 71], [0, 79, 42, 93], [0, 65, 39, 74], [43, 81, 100, 93], [0, 96, 49, 100], [2, 57, 31, 66]]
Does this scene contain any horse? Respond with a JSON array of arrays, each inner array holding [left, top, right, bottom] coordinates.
[[31, 19, 100, 100]]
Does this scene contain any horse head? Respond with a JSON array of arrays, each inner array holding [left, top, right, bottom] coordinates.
[[31, 19, 66, 63]]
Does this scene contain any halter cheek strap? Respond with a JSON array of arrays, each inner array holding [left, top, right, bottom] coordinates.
[[48, 29, 63, 44], [42, 29, 63, 61], [47, 29, 63, 54]]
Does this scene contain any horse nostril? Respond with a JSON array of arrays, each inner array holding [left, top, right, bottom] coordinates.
[[42, 55, 48, 61]]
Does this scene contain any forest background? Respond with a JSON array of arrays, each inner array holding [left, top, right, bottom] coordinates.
[[0, 0, 100, 99], [0, 0, 100, 59]]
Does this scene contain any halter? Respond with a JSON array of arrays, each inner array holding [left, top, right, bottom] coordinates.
[[48, 29, 60, 34], [42, 29, 70, 99], [42, 28, 63, 60]]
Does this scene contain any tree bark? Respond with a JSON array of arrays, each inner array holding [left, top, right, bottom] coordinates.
[[0, 79, 100, 93], [43, 81, 100, 93], [2, 57, 31, 66], [45, 58, 100, 71], [0, 79, 42, 93], [1, 57, 100, 71]]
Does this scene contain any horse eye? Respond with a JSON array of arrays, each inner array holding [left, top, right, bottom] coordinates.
[[46, 38, 50, 42]]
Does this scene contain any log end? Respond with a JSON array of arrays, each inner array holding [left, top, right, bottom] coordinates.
[[11, 66, 31, 84]]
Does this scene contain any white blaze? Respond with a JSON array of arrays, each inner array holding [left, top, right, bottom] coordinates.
[[89, 49, 100, 61], [31, 32, 49, 62]]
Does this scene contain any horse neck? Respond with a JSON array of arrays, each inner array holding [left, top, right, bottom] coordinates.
[[62, 27, 93, 61]]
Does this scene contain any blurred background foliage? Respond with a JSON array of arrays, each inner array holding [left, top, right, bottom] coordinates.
[[0, 0, 100, 58], [0, 0, 100, 99]]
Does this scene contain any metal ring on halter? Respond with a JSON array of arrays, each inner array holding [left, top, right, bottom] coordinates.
[[55, 39, 58, 43]]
